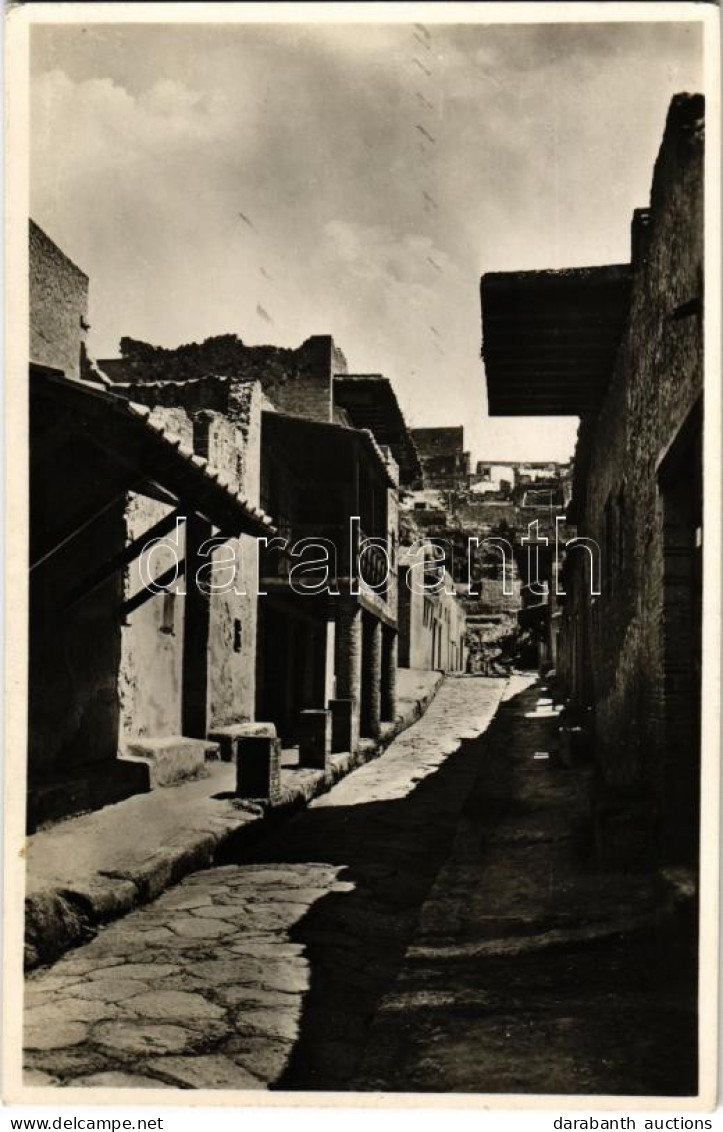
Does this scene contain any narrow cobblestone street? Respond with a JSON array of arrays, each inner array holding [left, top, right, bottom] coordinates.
[[24, 675, 508, 1091]]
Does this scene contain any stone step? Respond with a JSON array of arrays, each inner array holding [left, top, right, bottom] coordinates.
[[122, 736, 220, 788]]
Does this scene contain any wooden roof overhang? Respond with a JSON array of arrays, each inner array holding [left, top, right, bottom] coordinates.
[[262, 410, 397, 490], [481, 265, 632, 416], [333, 374, 422, 486]]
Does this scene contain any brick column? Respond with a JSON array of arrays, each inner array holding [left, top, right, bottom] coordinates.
[[336, 603, 362, 702], [363, 615, 382, 739], [381, 627, 398, 722]]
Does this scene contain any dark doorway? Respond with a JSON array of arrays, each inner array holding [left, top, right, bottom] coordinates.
[[256, 597, 328, 739]]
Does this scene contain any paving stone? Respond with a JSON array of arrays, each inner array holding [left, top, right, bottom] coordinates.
[[146, 1054, 263, 1090], [88, 963, 180, 981], [23, 1068, 62, 1086], [225, 867, 336, 888], [24, 975, 84, 997], [73, 979, 153, 1002], [206, 893, 249, 909], [220, 906, 305, 932], [126, 928, 177, 946], [223, 1035, 295, 1083], [76, 935, 145, 959], [24, 1047, 113, 1078], [181, 870, 234, 886], [168, 917, 237, 939], [47, 956, 126, 977], [232, 1005, 301, 1042], [255, 964, 310, 994], [122, 989, 226, 1022], [227, 941, 305, 959], [215, 985, 300, 1009], [151, 974, 212, 994], [25, 1021, 89, 1050], [26, 998, 116, 1025], [156, 891, 213, 911], [193, 957, 266, 984], [93, 1021, 198, 1056], [245, 888, 330, 906], [69, 1071, 166, 1088], [188, 905, 248, 921]]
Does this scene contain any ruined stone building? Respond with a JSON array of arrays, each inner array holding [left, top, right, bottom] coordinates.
[[411, 426, 470, 492], [103, 342, 419, 757], [470, 460, 572, 502], [482, 92, 704, 867], [401, 430, 574, 675], [28, 224, 273, 830], [28, 223, 446, 829]]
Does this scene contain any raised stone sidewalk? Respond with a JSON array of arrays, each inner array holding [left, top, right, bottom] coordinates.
[[24, 668, 443, 972]]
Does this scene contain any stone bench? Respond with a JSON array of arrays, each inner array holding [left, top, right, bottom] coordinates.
[[123, 736, 220, 788]]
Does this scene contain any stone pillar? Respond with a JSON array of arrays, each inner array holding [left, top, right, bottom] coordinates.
[[236, 723, 280, 802], [298, 709, 331, 770], [381, 628, 398, 722], [363, 615, 382, 739]]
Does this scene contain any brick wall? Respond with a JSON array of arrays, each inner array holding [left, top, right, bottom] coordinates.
[[269, 335, 334, 423], [29, 220, 88, 380], [106, 333, 341, 425], [560, 94, 704, 851]]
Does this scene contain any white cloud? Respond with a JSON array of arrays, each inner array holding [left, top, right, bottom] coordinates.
[[28, 20, 702, 465], [32, 68, 241, 186]]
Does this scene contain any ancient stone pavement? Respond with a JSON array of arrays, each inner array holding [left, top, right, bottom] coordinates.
[[24, 675, 509, 1091]]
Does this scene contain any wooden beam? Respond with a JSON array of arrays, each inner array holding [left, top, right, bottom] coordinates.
[[64, 509, 186, 612], [30, 483, 143, 573]]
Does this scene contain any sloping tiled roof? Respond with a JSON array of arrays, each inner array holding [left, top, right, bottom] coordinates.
[[32, 367, 275, 538]]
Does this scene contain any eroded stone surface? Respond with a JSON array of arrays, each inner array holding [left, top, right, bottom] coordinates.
[[25, 1021, 89, 1051], [70, 1071, 165, 1088], [94, 1022, 197, 1057], [122, 990, 226, 1022], [147, 1055, 262, 1090]]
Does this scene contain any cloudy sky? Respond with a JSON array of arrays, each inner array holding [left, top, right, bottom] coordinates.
[[30, 17, 702, 464]]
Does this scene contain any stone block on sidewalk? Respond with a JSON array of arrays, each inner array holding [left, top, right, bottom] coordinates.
[[236, 724, 281, 803], [298, 709, 332, 770]]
